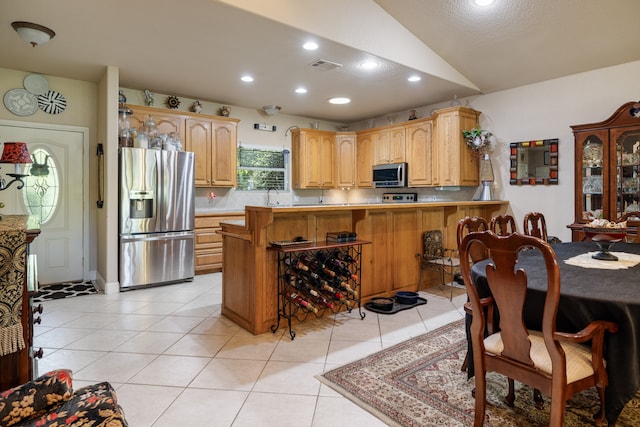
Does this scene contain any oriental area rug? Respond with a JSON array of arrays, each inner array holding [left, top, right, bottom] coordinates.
[[319, 319, 640, 427]]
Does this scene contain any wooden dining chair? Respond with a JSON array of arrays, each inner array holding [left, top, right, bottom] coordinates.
[[456, 216, 491, 373], [490, 214, 517, 236], [419, 230, 460, 300], [459, 231, 618, 427], [523, 211, 548, 242]]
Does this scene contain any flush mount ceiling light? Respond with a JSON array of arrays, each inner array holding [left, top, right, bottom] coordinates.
[[11, 21, 56, 47], [240, 75, 254, 82], [473, 0, 496, 6], [263, 105, 281, 115], [359, 60, 379, 70], [328, 97, 351, 105], [302, 41, 318, 50], [408, 75, 421, 82], [295, 87, 307, 94]]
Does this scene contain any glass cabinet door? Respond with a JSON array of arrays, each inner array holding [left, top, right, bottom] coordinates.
[[613, 128, 640, 219], [579, 135, 604, 220]]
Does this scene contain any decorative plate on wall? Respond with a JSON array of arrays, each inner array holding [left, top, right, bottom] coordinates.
[[38, 90, 67, 114], [166, 95, 180, 109], [23, 74, 49, 95], [3, 88, 39, 116]]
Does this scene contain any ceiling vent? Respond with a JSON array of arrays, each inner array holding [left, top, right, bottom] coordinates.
[[309, 59, 343, 71]]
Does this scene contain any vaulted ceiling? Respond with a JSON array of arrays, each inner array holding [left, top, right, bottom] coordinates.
[[1, 0, 639, 122]]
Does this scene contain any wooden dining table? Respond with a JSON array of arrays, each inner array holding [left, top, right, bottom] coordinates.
[[469, 241, 640, 425]]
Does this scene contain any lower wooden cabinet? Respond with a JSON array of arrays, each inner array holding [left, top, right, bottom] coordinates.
[[195, 212, 244, 274]]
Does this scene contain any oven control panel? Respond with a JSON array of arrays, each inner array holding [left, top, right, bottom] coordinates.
[[382, 193, 417, 203]]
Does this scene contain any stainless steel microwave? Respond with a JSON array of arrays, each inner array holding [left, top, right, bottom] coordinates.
[[372, 162, 408, 188]]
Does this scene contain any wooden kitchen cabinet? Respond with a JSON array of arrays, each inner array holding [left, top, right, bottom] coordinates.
[[432, 107, 479, 186], [356, 131, 375, 188], [129, 105, 184, 140], [195, 212, 244, 273], [128, 105, 239, 188], [335, 132, 357, 188], [373, 125, 406, 165], [405, 119, 435, 187], [291, 129, 336, 189], [185, 118, 212, 186]]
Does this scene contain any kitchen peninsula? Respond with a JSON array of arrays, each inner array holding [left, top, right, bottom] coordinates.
[[220, 201, 508, 335]]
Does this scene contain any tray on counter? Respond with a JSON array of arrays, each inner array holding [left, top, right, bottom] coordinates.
[[269, 239, 313, 248]]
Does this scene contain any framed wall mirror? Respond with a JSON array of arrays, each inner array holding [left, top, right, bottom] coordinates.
[[509, 138, 559, 185]]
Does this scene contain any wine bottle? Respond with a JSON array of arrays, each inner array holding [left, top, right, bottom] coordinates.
[[283, 256, 308, 272], [331, 277, 358, 297], [334, 251, 354, 264], [318, 282, 352, 306], [286, 292, 318, 313], [291, 275, 335, 309]]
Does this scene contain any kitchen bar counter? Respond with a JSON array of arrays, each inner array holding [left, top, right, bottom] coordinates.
[[220, 200, 508, 335]]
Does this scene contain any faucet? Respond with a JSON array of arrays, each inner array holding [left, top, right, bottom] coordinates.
[[267, 187, 279, 206]]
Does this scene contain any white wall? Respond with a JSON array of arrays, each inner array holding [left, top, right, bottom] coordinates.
[[467, 60, 640, 241]]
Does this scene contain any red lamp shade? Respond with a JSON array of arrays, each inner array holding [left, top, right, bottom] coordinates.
[[0, 142, 32, 164]]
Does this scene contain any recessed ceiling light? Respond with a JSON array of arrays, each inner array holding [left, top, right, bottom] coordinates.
[[408, 75, 421, 82], [241, 75, 254, 82], [303, 41, 318, 50], [360, 60, 379, 70], [473, 0, 495, 6], [295, 87, 308, 94], [329, 97, 351, 105]]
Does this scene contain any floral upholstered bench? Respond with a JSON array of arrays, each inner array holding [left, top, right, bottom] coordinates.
[[0, 369, 128, 426]]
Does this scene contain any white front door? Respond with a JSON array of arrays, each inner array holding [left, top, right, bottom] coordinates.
[[0, 120, 88, 284]]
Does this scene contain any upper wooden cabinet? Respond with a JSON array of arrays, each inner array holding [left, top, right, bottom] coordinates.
[[127, 105, 239, 188], [356, 131, 375, 188], [335, 133, 357, 188], [432, 107, 479, 186], [373, 126, 406, 165], [290, 107, 479, 190], [570, 102, 640, 241], [291, 129, 336, 189], [405, 120, 435, 187], [129, 106, 184, 139]]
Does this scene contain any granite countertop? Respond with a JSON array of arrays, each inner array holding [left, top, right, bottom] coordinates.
[[244, 200, 508, 213]]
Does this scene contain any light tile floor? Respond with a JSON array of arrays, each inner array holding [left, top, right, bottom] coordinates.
[[34, 274, 467, 427]]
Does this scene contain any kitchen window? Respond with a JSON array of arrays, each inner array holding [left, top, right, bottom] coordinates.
[[237, 146, 288, 191]]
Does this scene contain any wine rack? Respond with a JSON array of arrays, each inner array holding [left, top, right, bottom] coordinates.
[[270, 240, 370, 340]]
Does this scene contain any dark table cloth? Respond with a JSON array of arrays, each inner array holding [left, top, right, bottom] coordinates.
[[469, 242, 640, 425]]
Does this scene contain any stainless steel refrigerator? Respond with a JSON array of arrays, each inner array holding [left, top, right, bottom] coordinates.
[[119, 147, 195, 290]]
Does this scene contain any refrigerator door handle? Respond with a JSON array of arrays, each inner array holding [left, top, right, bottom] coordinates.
[[120, 231, 194, 243]]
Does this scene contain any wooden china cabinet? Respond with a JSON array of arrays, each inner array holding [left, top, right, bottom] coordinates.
[[570, 101, 640, 241]]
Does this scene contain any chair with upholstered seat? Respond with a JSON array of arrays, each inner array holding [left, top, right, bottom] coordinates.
[[419, 230, 460, 300], [459, 231, 618, 427], [456, 216, 491, 373], [490, 214, 517, 236], [523, 211, 548, 241]]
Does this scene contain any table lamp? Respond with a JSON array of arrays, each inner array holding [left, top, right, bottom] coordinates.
[[0, 142, 32, 190]]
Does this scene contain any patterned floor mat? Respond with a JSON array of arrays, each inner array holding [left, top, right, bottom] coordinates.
[[33, 281, 97, 302]]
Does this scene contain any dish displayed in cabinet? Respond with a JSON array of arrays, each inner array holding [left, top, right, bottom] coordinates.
[[582, 175, 603, 194]]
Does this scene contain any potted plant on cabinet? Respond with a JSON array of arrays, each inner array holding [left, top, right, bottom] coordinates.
[[463, 127, 494, 201], [462, 127, 492, 155]]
